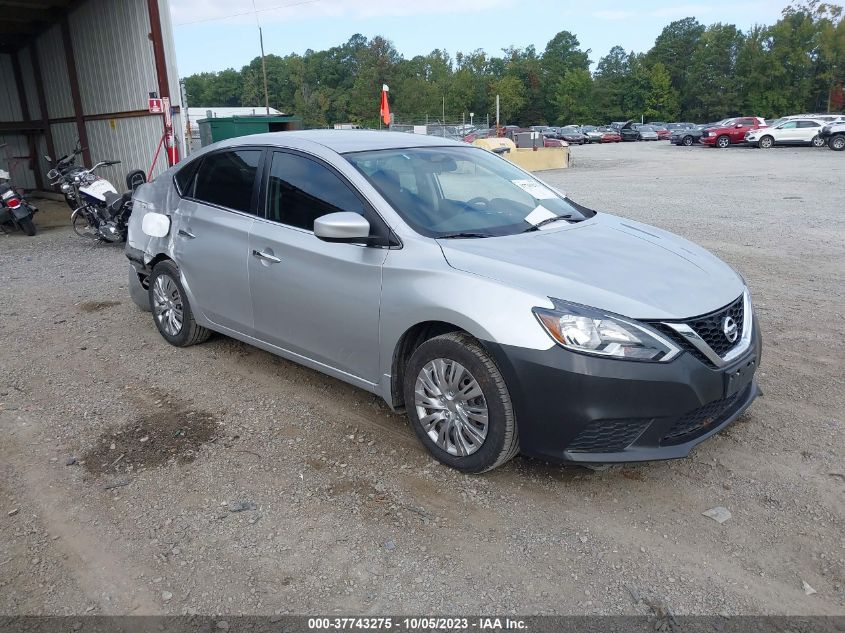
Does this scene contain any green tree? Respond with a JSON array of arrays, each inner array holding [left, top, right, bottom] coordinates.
[[644, 62, 680, 120], [490, 75, 526, 124], [553, 69, 594, 124]]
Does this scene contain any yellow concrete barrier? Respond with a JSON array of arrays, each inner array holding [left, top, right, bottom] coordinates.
[[471, 138, 570, 172]]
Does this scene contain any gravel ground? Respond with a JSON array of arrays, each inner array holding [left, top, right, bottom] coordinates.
[[1, 141, 843, 616]]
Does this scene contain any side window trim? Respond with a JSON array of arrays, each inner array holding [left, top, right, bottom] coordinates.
[[258, 148, 394, 241], [173, 156, 203, 198], [184, 146, 266, 217]]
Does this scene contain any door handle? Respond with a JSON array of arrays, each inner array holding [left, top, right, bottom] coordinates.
[[178, 228, 196, 239], [252, 249, 282, 264]]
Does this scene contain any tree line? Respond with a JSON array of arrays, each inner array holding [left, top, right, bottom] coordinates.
[[183, 1, 845, 127]]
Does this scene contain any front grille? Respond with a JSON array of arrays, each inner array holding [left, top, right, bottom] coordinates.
[[660, 384, 751, 445], [687, 296, 744, 356], [568, 418, 651, 453], [648, 295, 745, 366]]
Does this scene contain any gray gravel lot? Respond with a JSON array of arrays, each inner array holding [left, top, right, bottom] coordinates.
[[1, 140, 843, 616]]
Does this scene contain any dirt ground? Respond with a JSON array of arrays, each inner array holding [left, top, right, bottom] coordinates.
[[0, 141, 843, 616]]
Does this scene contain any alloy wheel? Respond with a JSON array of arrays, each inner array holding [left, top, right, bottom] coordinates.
[[414, 358, 488, 457], [832, 136, 845, 150], [760, 136, 773, 149], [717, 136, 730, 148], [811, 135, 825, 148], [152, 275, 184, 337]]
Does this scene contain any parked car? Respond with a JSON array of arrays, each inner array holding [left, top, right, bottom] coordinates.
[[618, 121, 640, 142], [558, 126, 586, 145], [700, 117, 767, 148], [126, 130, 761, 473], [666, 122, 696, 131], [745, 118, 827, 148], [599, 128, 622, 143], [670, 119, 734, 146], [652, 125, 672, 140], [637, 125, 659, 141], [580, 126, 603, 143], [820, 120, 845, 150]]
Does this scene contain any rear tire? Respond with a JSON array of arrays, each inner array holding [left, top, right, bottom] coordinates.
[[403, 332, 519, 473], [811, 135, 826, 148], [829, 134, 845, 151], [148, 260, 211, 347], [18, 216, 36, 236], [716, 135, 730, 148]]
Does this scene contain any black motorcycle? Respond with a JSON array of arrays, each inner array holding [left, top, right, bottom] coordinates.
[[46, 141, 145, 242], [0, 154, 38, 237]]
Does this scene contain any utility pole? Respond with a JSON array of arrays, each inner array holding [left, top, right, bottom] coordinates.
[[496, 95, 500, 129], [259, 27, 270, 115], [253, 0, 270, 115]]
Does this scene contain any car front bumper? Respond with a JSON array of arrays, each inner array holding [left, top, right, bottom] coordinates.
[[482, 318, 762, 464]]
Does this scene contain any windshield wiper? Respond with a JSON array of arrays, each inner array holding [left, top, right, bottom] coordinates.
[[522, 214, 572, 232], [437, 232, 492, 239]]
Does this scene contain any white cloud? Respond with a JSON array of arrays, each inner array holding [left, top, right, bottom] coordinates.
[[171, 0, 515, 27]]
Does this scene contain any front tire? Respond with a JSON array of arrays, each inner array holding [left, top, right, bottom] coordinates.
[[828, 134, 845, 151], [18, 216, 36, 236], [403, 332, 519, 473], [682, 136, 694, 146], [759, 135, 774, 149], [148, 260, 211, 347], [716, 135, 730, 148]]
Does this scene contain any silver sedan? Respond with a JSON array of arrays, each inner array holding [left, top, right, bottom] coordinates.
[[126, 130, 761, 472]]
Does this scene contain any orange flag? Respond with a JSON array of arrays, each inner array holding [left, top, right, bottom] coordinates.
[[380, 84, 391, 126]]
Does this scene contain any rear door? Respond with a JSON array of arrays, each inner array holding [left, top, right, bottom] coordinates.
[[796, 120, 822, 143], [174, 148, 263, 335], [248, 150, 388, 384]]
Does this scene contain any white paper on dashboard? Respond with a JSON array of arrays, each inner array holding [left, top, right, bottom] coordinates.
[[511, 179, 557, 200], [524, 205, 558, 226]]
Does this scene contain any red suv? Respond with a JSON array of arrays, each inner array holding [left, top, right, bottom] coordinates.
[[701, 117, 767, 148]]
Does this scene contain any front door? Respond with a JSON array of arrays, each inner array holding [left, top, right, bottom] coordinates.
[[249, 150, 387, 384], [174, 148, 263, 334]]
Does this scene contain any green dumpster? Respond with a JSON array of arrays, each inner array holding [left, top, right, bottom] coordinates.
[[197, 114, 302, 147]]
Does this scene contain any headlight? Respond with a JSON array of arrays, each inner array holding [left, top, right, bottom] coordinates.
[[533, 300, 680, 362], [60, 183, 72, 193]]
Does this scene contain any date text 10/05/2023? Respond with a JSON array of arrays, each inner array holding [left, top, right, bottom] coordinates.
[[307, 617, 528, 630]]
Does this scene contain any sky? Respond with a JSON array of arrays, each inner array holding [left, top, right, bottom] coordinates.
[[169, 0, 787, 77]]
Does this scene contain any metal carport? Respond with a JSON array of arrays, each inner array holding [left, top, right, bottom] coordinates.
[[0, 0, 183, 193]]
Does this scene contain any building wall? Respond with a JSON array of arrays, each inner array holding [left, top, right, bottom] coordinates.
[[1, 0, 183, 191], [36, 23, 75, 120], [0, 55, 23, 122]]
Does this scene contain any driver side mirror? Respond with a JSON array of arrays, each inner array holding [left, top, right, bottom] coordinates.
[[314, 212, 371, 243]]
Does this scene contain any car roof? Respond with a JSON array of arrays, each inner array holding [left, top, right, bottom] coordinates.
[[209, 129, 466, 155]]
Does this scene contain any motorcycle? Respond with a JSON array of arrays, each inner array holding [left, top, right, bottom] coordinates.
[[45, 141, 145, 242], [0, 146, 38, 237]]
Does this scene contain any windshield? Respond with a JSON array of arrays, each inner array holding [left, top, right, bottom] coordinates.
[[345, 146, 595, 238]]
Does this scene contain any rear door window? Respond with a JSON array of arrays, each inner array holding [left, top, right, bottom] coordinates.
[[175, 158, 201, 197], [193, 149, 262, 214]]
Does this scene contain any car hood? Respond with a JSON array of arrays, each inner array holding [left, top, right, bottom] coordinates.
[[438, 213, 744, 320]]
